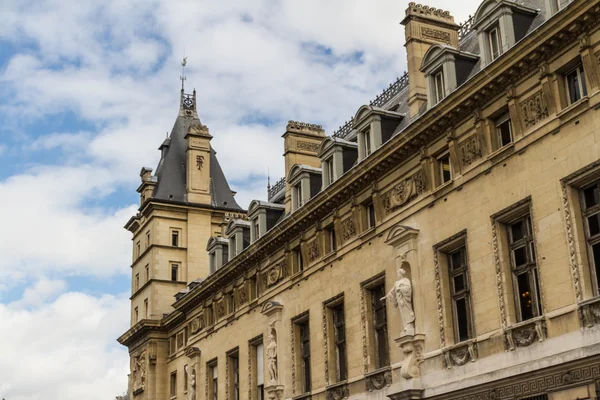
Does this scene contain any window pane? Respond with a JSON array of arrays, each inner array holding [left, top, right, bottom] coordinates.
[[511, 221, 524, 242], [376, 328, 389, 367], [453, 274, 465, 292], [517, 272, 534, 321], [450, 250, 463, 270], [584, 185, 600, 209], [588, 214, 600, 237], [567, 69, 581, 104], [513, 246, 527, 267], [440, 155, 451, 183], [455, 297, 470, 342]]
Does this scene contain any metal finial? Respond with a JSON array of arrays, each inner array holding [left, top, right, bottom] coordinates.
[[180, 53, 188, 90]]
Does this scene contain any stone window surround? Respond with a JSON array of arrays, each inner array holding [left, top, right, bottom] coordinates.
[[288, 165, 322, 212], [353, 105, 404, 162], [359, 272, 388, 374], [206, 236, 229, 273], [322, 293, 346, 386], [225, 219, 250, 260], [206, 359, 218, 400], [318, 138, 357, 189], [248, 201, 285, 243], [291, 311, 311, 396]]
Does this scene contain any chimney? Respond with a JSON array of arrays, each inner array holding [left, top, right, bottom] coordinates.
[[401, 3, 459, 118]]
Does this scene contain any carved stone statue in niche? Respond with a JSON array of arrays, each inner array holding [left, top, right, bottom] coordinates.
[[266, 322, 278, 383], [185, 365, 196, 400], [384, 266, 415, 336], [132, 350, 146, 394]]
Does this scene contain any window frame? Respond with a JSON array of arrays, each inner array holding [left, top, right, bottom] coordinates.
[[171, 230, 180, 247], [332, 302, 347, 382], [581, 180, 600, 295], [298, 319, 311, 393], [170, 371, 177, 398], [365, 200, 376, 230], [227, 349, 240, 400], [208, 361, 218, 400], [171, 263, 179, 282], [495, 113, 513, 149], [447, 246, 474, 342], [434, 69, 445, 104], [437, 152, 452, 186], [370, 283, 390, 369], [326, 157, 334, 186], [325, 224, 337, 253], [362, 129, 372, 157], [564, 64, 588, 105], [488, 25, 502, 61]]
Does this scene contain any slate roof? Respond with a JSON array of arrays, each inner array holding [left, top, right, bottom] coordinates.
[[152, 110, 242, 210]]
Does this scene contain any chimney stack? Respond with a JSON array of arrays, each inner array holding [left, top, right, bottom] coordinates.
[[401, 3, 460, 117]]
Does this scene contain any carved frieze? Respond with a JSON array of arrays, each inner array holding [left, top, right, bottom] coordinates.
[[365, 368, 392, 392], [442, 341, 478, 369], [340, 217, 356, 242], [307, 240, 320, 263], [132, 350, 146, 396], [238, 285, 248, 306], [215, 300, 226, 320], [561, 182, 583, 303], [381, 170, 427, 215], [580, 297, 600, 328], [189, 314, 205, 334], [504, 318, 546, 351], [326, 383, 349, 400], [297, 141, 321, 153], [264, 260, 289, 287], [520, 90, 549, 128], [459, 135, 483, 167], [421, 26, 451, 44]]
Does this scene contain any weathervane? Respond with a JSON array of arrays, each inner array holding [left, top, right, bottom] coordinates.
[[180, 54, 187, 90]]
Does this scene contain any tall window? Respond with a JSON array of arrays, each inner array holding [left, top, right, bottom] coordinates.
[[172, 230, 179, 247], [145, 264, 149, 282], [135, 307, 139, 323], [326, 158, 334, 185], [135, 273, 140, 291], [448, 247, 473, 342], [438, 153, 452, 185], [254, 219, 260, 240], [362, 131, 372, 157], [489, 26, 501, 60], [371, 284, 389, 368], [144, 298, 148, 319], [171, 264, 179, 281], [294, 248, 304, 273], [136, 241, 141, 258], [495, 113, 513, 148], [365, 201, 376, 229], [582, 181, 600, 294], [209, 362, 218, 400], [209, 252, 216, 274], [294, 182, 303, 209], [228, 351, 240, 400], [508, 214, 542, 321], [326, 225, 337, 253], [298, 320, 311, 393], [255, 342, 264, 400], [227, 293, 236, 314], [565, 64, 587, 105], [146, 231, 150, 248], [170, 371, 177, 398], [434, 70, 445, 103], [332, 303, 347, 382]]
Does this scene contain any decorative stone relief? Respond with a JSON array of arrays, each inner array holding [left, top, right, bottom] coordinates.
[[442, 341, 478, 369], [185, 365, 196, 400], [396, 334, 425, 379], [504, 318, 546, 351], [264, 260, 289, 287], [290, 322, 296, 396], [384, 267, 415, 336], [196, 155, 204, 170], [581, 297, 600, 328], [307, 240, 320, 263], [326, 383, 349, 400], [359, 288, 368, 374], [459, 135, 483, 167], [365, 368, 392, 391], [340, 217, 356, 242], [296, 141, 321, 153], [189, 315, 204, 334], [322, 306, 329, 386], [381, 171, 427, 215], [287, 120, 323, 131], [132, 350, 146, 395], [238, 285, 248, 306], [215, 300, 226, 320], [491, 223, 507, 328], [560, 182, 583, 303], [421, 26, 451, 43], [433, 250, 446, 348], [520, 91, 549, 128]]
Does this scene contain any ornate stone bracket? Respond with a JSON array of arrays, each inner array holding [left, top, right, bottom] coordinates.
[[265, 384, 284, 400], [503, 317, 546, 351], [579, 296, 600, 328], [395, 334, 425, 379], [441, 340, 477, 369], [326, 381, 349, 400], [365, 366, 392, 392]]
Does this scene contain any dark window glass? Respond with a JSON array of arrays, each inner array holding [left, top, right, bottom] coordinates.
[[455, 297, 469, 342], [233, 355, 239, 400], [171, 264, 178, 281], [511, 221, 524, 241], [582, 181, 600, 294], [299, 321, 311, 392], [513, 246, 527, 267], [172, 231, 179, 247], [517, 272, 534, 320], [371, 284, 389, 368], [332, 304, 347, 382], [439, 154, 451, 184], [565, 65, 587, 105], [453, 274, 465, 292], [366, 202, 376, 229], [448, 246, 473, 342], [588, 214, 600, 237], [584, 184, 600, 208], [329, 227, 337, 252]]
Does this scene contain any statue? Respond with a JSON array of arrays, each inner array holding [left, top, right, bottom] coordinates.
[[132, 351, 146, 393], [266, 322, 278, 383], [383, 267, 415, 336], [185, 365, 196, 400]]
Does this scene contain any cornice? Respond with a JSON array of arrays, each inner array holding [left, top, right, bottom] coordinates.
[[170, 0, 600, 320]]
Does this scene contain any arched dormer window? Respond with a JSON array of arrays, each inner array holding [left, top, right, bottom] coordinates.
[[473, 0, 538, 67], [248, 200, 285, 242], [225, 219, 250, 260], [287, 165, 322, 211], [206, 236, 229, 274], [421, 44, 479, 108], [353, 105, 404, 162], [318, 137, 358, 188]]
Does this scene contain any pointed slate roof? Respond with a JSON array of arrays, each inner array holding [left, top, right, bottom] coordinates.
[[152, 92, 242, 210]]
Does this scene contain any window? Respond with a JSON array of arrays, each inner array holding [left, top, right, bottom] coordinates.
[[135, 307, 139, 323], [249, 275, 258, 301], [507, 214, 542, 321], [325, 225, 337, 253], [565, 64, 587, 105], [209, 252, 216, 274], [448, 247, 473, 342], [146, 231, 150, 249], [172, 230, 180, 247], [434, 70, 445, 103], [170, 371, 177, 398], [171, 264, 179, 281], [228, 351, 240, 400], [438, 153, 452, 185], [495, 113, 513, 148], [256, 342, 264, 400], [136, 241, 141, 258], [371, 284, 389, 368], [135, 273, 140, 291], [332, 303, 347, 382], [365, 201, 376, 229], [298, 320, 311, 393], [169, 336, 176, 355], [326, 158, 334, 185], [206, 305, 215, 326], [227, 292, 236, 314], [209, 362, 218, 400], [254, 219, 260, 240], [145, 265, 149, 282], [489, 26, 501, 61], [582, 181, 600, 294], [294, 248, 304, 273], [362, 130, 372, 157], [144, 298, 148, 319], [294, 183, 303, 209]]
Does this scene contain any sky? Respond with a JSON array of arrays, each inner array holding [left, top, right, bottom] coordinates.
[[0, 1, 483, 399]]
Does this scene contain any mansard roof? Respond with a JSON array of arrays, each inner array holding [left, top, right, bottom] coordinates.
[[152, 91, 242, 210]]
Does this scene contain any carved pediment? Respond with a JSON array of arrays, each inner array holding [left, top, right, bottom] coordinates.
[[261, 300, 283, 316], [185, 346, 201, 358], [385, 224, 420, 247]]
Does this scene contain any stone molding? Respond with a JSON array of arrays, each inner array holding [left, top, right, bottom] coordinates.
[[503, 316, 547, 351], [395, 334, 425, 379], [326, 381, 349, 400], [441, 340, 478, 369], [365, 366, 392, 392], [579, 296, 600, 328]]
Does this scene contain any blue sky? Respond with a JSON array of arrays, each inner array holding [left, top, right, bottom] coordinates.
[[0, 0, 479, 398]]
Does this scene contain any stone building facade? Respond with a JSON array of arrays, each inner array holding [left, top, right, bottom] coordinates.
[[118, 0, 600, 399]]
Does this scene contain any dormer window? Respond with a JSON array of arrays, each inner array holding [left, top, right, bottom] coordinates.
[[206, 237, 229, 274], [248, 200, 284, 242], [488, 26, 501, 61], [294, 182, 303, 209], [226, 219, 250, 259], [319, 137, 358, 189], [434, 70, 445, 104], [287, 165, 322, 212]]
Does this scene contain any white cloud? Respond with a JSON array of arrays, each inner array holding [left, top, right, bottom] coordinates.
[[0, 289, 129, 400], [10, 278, 66, 308]]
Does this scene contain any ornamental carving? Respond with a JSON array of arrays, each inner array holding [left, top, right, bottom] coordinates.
[[561, 181, 583, 303], [460, 135, 483, 167], [359, 288, 368, 374], [326, 383, 349, 400], [341, 217, 356, 242], [307, 240, 320, 262], [581, 297, 600, 328], [365, 368, 392, 391], [132, 350, 146, 395], [297, 140, 321, 153], [381, 170, 426, 215], [196, 155, 204, 170], [264, 260, 289, 287], [520, 91, 549, 128], [322, 306, 329, 385], [504, 318, 546, 351], [238, 285, 248, 306], [442, 341, 478, 369], [421, 27, 451, 44], [215, 300, 226, 320], [189, 315, 205, 334], [287, 120, 323, 131], [433, 250, 446, 347], [491, 223, 507, 328], [177, 332, 184, 348]]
